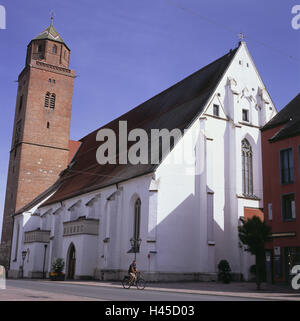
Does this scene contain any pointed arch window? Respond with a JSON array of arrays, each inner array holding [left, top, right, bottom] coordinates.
[[45, 92, 50, 108], [132, 198, 141, 252], [50, 93, 56, 109], [242, 139, 253, 196]]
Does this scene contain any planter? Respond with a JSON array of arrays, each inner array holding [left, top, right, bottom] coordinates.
[[49, 272, 65, 281]]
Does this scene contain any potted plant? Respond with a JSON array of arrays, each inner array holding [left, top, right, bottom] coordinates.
[[218, 260, 231, 283], [50, 258, 65, 281]]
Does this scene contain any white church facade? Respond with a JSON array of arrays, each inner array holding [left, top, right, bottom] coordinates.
[[8, 41, 276, 281]]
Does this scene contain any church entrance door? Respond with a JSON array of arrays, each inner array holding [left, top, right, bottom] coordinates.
[[67, 243, 76, 279]]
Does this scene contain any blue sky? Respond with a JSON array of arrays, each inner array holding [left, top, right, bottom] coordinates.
[[0, 0, 299, 232]]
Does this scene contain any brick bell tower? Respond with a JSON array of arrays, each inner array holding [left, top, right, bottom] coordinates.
[[0, 21, 76, 269]]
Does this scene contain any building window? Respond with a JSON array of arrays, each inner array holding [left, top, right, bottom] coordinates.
[[19, 95, 23, 112], [213, 104, 219, 117], [280, 148, 294, 184], [242, 139, 253, 196], [268, 203, 273, 221], [52, 45, 57, 54], [15, 120, 22, 145], [133, 198, 141, 252], [47, 122, 50, 129], [45, 92, 50, 108], [50, 94, 56, 109], [242, 109, 249, 122], [282, 193, 296, 221], [38, 45, 43, 53]]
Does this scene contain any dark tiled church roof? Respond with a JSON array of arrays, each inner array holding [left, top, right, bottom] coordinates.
[[42, 46, 239, 206], [261, 93, 300, 142]]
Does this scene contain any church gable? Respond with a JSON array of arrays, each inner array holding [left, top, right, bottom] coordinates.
[[222, 42, 277, 127]]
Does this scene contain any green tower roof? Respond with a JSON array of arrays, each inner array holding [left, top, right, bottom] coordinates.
[[33, 24, 65, 44]]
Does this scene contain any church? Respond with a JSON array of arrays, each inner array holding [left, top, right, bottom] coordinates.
[[2, 23, 277, 281]]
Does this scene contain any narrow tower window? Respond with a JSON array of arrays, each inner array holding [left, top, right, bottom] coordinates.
[[45, 92, 50, 108], [242, 139, 253, 196], [19, 95, 23, 112], [52, 45, 57, 54], [47, 122, 50, 129], [50, 93, 56, 109], [15, 120, 22, 145]]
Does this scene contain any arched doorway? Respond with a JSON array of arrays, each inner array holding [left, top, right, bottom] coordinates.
[[67, 243, 76, 279]]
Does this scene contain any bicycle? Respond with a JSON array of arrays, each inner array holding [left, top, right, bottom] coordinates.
[[122, 272, 146, 290]]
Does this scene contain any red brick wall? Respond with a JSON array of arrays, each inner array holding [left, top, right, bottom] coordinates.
[[0, 37, 75, 267]]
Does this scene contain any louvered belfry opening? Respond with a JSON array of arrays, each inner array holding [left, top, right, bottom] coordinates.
[[50, 93, 56, 109], [44, 92, 50, 108]]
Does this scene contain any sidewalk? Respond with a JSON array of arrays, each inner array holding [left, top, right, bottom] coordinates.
[[43, 279, 300, 301]]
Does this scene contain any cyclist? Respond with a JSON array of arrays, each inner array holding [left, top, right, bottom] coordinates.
[[128, 260, 138, 285]]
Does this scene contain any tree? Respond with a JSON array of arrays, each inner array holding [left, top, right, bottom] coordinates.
[[238, 216, 271, 290]]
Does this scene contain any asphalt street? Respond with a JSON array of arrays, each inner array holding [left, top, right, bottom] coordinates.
[[0, 279, 265, 301]]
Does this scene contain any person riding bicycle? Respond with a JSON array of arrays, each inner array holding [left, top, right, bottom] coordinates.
[[128, 260, 138, 285]]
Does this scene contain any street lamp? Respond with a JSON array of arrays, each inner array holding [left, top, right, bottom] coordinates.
[[21, 250, 27, 279], [130, 238, 142, 261], [42, 244, 48, 279]]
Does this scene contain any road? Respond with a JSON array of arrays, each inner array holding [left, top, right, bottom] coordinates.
[[0, 279, 266, 301]]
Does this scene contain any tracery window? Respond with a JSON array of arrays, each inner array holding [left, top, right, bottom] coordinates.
[[242, 139, 253, 196]]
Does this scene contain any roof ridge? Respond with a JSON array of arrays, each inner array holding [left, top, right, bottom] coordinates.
[[81, 46, 239, 142]]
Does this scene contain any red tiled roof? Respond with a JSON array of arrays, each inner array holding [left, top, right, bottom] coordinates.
[[244, 207, 264, 222]]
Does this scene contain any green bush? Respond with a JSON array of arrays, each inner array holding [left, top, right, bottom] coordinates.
[[218, 260, 231, 283], [51, 258, 65, 273]]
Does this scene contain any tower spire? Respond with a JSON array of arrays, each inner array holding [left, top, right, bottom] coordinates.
[[50, 10, 55, 26]]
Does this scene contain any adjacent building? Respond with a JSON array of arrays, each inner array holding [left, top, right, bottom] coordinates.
[[261, 93, 300, 284]]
